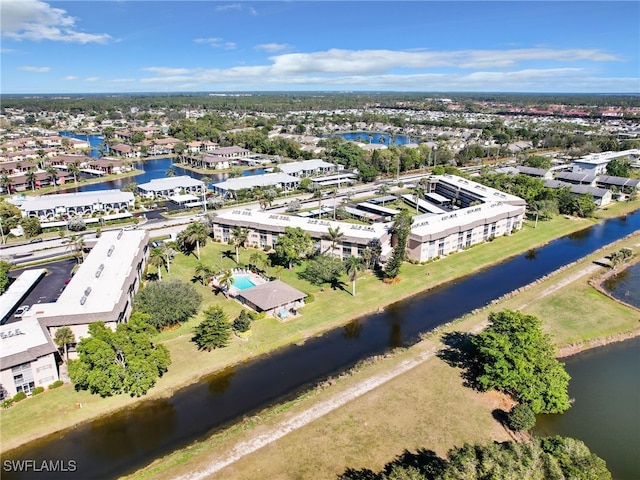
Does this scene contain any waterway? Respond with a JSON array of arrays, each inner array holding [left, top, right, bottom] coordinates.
[[535, 336, 640, 480], [3, 211, 640, 479], [602, 261, 640, 309], [332, 131, 418, 146]]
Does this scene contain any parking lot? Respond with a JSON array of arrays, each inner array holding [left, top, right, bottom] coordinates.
[[4, 258, 77, 324]]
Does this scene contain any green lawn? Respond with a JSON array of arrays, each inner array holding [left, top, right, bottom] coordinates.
[[1, 201, 639, 453]]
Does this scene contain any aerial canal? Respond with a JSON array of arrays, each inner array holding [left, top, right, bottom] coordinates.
[[3, 211, 640, 479]]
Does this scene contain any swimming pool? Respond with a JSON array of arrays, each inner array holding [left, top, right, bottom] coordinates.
[[232, 275, 257, 291]]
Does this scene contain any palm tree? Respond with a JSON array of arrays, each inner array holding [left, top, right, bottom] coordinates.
[[217, 269, 235, 297], [0, 174, 12, 195], [249, 251, 264, 272], [53, 326, 75, 362], [68, 163, 80, 184], [361, 247, 373, 270], [67, 234, 85, 263], [46, 167, 58, 190], [412, 186, 424, 213], [231, 226, 249, 263], [166, 165, 176, 177], [323, 226, 344, 256], [194, 261, 214, 285], [163, 245, 176, 274], [148, 246, 167, 280], [25, 170, 37, 191], [184, 222, 208, 260], [344, 256, 364, 297]]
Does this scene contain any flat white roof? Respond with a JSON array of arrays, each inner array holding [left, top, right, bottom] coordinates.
[[20, 190, 134, 211], [33, 230, 147, 318], [438, 174, 526, 206], [216, 209, 387, 241], [138, 175, 203, 191], [279, 159, 336, 174], [576, 149, 640, 165], [213, 172, 301, 192], [0, 316, 50, 361], [0, 269, 46, 322], [411, 202, 523, 237], [169, 194, 199, 202]]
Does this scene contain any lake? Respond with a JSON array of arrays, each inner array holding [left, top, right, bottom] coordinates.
[[602, 261, 640, 309], [534, 336, 640, 480], [331, 131, 418, 146]]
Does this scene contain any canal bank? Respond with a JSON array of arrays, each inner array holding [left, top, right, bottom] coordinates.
[[2, 207, 639, 479]]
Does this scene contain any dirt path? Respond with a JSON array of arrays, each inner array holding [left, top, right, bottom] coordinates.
[[174, 347, 439, 480]]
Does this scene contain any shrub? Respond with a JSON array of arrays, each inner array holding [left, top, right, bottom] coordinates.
[[48, 380, 64, 389], [31, 386, 45, 396], [13, 391, 27, 402], [2, 398, 14, 409], [67, 217, 87, 232], [233, 310, 252, 333], [304, 293, 314, 304], [507, 403, 537, 431]]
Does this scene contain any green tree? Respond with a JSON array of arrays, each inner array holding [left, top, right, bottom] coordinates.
[[68, 163, 80, 184], [178, 221, 208, 259], [217, 269, 235, 297], [384, 209, 413, 279], [148, 246, 167, 280], [298, 254, 345, 287], [323, 225, 344, 255], [272, 226, 314, 269], [53, 326, 76, 362], [231, 226, 249, 263], [506, 403, 537, 432], [606, 157, 631, 177], [472, 309, 571, 414], [25, 170, 37, 191], [192, 306, 232, 351], [68, 313, 171, 397], [19, 217, 41, 238], [1, 174, 13, 194], [133, 279, 202, 329], [0, 260, 12, 294], [194, 261, 214, 285], [232, 310, 252, 333], [344, 256, 364, 297]]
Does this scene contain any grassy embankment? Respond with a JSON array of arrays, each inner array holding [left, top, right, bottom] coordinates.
[[131, 212, 640, 480], [1, 200, 638, 455]]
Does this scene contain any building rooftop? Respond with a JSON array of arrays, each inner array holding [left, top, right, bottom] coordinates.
[[19, 190, 134, 211], [32, 229, 147, 321], [138, 175, 203, 191], [238, 280, 306, 312], [278, 159, 336, 175], [0, 316, 57, 370], [213, 172, 301, 192]]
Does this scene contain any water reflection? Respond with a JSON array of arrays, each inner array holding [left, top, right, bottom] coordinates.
[[206, 366, 236, 396], [602, 262, 640, 309], [342, 319, 364, 340], [525, 248, 538, 261]]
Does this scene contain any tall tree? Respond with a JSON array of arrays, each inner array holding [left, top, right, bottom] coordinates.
[[192, 306, 232, 351], [133, 279, 202, 330], [231, 226, 249, 263], [217, 269, 235, 297], [194, 261, 214, 285], [323, 225, 344, 256], [68, 163, 80, 184], [181, 221, 208, 259], [53, 326, 76, 362], [148, 246, 167, 280], [273, 226, 314, 269], [68, 313, 171, 397], [344, 256, 364, 296], [384, 209, 413, 279], [472, 309, 571, 414], [25, 170, 37, 191]]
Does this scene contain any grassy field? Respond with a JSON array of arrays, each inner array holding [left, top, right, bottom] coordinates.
[[1, 201, 638, 454], [130, 231, 640, 480]]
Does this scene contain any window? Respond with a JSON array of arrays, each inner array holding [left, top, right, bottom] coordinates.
[[36, 364, 52, 373]]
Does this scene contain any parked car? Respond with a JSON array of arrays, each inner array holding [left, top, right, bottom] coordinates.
[[29, 238, 43, 243], [14, 305, 30, 318]]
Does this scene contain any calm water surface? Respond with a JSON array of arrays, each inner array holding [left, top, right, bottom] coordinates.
[[535, 337, 640, 480], [3, 211, 639, 479], [332, 131, 418, 145], [602, 261, 640, 309]]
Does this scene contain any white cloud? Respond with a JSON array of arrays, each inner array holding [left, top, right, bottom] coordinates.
[[1, 48, 17, 54], [194, 37, 236, 49], [255, 43, 291, 53], [63, 75, 77, 80], [19, 65, 50, 73], [1, 0, 111, 43], [85, 77, 99, 82], [215, 4, 242, 12]]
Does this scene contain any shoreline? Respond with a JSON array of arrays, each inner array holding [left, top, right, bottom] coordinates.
[[1, 207, 638, 455]]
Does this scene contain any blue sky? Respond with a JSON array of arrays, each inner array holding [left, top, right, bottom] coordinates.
[[1, 1, 639, 94]]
